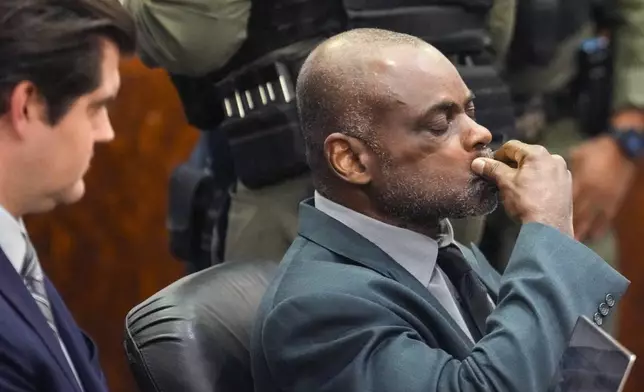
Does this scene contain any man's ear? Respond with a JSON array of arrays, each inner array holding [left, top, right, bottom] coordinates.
[[7, 81, 46, 138], [324, 132, 373, 185]]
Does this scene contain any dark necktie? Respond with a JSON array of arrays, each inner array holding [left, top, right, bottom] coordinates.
[[436, 244, 494, 342], [21, 236, 59, 335]]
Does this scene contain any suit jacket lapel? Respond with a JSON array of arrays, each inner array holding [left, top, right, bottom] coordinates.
[[46, 278, 107, 392], [298, 200, 475, 351], [0, 250, 82, 392]]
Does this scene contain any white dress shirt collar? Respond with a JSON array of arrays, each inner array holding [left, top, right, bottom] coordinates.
[[0, 204, 27, 274], [314, 192, 455, 287]]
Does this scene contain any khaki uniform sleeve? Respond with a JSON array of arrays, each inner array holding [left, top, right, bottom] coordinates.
[[486, 0, 516, 66], [121, 0, 251, 77], [612, 0, 644, 111]]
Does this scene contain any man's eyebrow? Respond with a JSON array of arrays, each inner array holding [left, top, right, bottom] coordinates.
[[420, 90, 477, 118], [423, 90, 476, 112], [465, 90, 476, 105], [90, 94, 117, 109], [419, 99, 456, 120]]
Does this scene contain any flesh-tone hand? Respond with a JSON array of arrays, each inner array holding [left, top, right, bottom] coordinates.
[[472, 140, 574, 237]]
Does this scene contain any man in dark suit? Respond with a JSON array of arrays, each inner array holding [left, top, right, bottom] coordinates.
[[250, 28, 630, 392], [0, 1, 135, 391]]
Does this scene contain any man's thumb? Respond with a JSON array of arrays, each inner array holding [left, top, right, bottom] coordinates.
[[471, 157, 509, 180]]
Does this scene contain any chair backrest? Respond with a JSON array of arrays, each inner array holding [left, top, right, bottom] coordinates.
[[124, 260, 278, 392]]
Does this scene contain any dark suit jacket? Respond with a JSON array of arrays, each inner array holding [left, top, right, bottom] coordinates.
[[0, 249, 108, 392], [251, 199, 630, 392]]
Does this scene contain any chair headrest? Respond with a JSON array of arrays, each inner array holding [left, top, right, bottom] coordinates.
[[124, 260, 278, 392]]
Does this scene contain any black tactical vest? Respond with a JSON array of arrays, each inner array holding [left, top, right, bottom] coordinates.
[[507, 0, 619, 70], [175, 0, 494, 129], [235, 0, 493, 69]]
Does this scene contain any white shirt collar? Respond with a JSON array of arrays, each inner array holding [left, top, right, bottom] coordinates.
[[0, 204, 27, 274], [314, 192, 455, 287]]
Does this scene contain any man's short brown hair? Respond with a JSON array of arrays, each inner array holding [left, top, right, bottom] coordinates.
[[0, 0, 136, 124]]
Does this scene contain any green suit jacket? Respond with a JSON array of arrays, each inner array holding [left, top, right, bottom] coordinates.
[[251, 199, 629, 392]]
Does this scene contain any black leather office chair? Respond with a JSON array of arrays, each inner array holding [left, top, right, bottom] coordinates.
[[123, 260, 278, 392]]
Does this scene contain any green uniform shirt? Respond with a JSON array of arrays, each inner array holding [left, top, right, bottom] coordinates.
[[121, 0, 251, 77], [613, 0, 644, 111]]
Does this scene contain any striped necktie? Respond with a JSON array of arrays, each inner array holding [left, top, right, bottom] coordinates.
[[21, 236, 84, 390], [21, 237, 59, 335]]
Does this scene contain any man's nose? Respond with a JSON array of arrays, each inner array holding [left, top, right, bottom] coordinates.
[[462, 115, 492, 150], [96, 119, 115, 142]]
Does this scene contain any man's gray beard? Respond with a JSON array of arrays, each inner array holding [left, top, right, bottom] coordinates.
[[369, 171, 499, 230]]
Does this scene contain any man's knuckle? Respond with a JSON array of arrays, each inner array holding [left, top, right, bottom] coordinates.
[[533, 145, 548, 156], [552, 154, 568, 168]]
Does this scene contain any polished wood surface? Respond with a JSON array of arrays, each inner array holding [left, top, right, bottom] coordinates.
[[25, 58, 196, 392], [617, 171, 644, 392]]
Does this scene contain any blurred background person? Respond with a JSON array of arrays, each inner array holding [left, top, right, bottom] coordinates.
[[476, 0, 644, 337], [481, 0, 644, 272]]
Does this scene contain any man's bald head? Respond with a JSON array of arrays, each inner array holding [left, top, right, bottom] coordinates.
[[296, 28, 436, 195], [295, 28, 497, 228]]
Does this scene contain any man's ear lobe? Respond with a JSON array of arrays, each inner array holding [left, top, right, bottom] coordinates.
[[8, 81, 43, 136], [324, 132, 372, 185]]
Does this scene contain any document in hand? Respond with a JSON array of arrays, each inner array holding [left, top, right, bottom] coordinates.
[[551, 315, 636, 392]]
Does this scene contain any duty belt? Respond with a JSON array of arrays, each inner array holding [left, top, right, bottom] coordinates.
[[214, 47, 311, 189], [221, 61, 298, 120], [214, 40, 317, 122]]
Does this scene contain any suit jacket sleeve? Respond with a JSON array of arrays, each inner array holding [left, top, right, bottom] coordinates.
[[256, 223, 629, 392]]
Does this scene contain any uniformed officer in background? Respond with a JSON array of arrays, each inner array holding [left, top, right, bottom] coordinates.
[[119, 0, 518, 268], [480, 0, 644, 273], [475, 0, 644, 336]]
